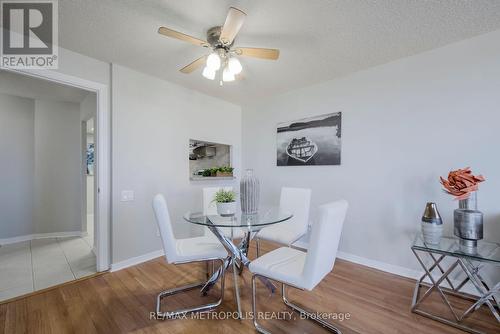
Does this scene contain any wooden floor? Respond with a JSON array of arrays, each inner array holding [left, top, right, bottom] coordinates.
[[1, 241, 499, 334]]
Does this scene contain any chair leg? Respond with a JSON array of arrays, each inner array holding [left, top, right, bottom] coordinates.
[[252, 274, 272, 334], [282, 283, 342, 333], [256, 238, 261, 258], [156, 259, 225, 319], [251, 274, 342, 334]]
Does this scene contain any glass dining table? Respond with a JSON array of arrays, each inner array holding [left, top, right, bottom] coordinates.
[[183, 207, 293, 318]]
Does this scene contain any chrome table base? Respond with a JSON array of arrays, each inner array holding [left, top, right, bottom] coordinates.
[[202, 223, 277, 319], [411, 248, 500, 334]]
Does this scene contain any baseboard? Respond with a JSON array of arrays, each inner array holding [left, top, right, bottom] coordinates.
[[110, 249, 165, 272], [337, 250, 422, 280], [107, 243, 480, 296], [0, 231, 87, 245]]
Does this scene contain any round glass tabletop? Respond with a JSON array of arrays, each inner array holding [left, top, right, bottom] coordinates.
[[184, 207, 293, 230]]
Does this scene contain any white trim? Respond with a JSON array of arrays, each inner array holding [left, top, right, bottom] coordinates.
[[1, 67, 111, 272], [110, 249, 165, 272], [296, 239, 481, 296], [336, 251, 421, 279], [0, 231, 87, 245]]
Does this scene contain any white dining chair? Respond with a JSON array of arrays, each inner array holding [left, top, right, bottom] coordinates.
[[249, 200, 348, 333], [152, 194, 228, 318], [203, 187, 245, 240], [255, 187, 311, 256]]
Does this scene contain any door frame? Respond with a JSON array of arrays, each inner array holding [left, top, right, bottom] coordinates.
[[2, 67, 111, 271]]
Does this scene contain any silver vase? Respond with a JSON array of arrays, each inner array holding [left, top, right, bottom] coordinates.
[[240, 169, 260, 214], [421, 202, 443, 245], [454, 191, 483, 253]]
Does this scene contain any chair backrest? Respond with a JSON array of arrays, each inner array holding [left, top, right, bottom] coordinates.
[[152, 194, 178, 263], [203, 186, 234, 216], [302, 200, 348, 290], [279, 187, 311, 234]]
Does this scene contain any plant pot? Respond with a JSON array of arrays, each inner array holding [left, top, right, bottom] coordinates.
[[216, 171, 233, 177], [216, 202, 236, 217]]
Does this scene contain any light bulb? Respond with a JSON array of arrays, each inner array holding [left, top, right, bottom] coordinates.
[[228, 57, 242, 74], [202, 66, 215, 80], [206, 53, 221, 70], [222, 66, 235, 82]]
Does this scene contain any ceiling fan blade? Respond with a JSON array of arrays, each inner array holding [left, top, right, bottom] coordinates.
[[180, 55, 207, 74], [219, 7, 246, 45], [234, 47, 280, 60], [158, 27, 208, 47]]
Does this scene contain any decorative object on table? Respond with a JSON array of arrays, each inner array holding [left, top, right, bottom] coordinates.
[[454, 191, 484, 253], [276, 112, 341, 166], [440, 167, 486, 253], [213, 188, 237, 217], [421, 202, 443, 245], [240, 169, 260, 214], [440, 167, 485, 200], [86, 143, 95, 175]]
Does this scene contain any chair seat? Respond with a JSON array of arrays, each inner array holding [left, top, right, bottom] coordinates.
[[174, 236, 227, 263], [257, 224, 305, 245], [249, 247, 311, 290]]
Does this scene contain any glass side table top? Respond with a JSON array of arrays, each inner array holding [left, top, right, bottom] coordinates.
[[412, 234, 500, 265], [184, 207, 293, 230]]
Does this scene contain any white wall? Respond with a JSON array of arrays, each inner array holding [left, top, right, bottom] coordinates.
[[0, 94, 35, 238], [57, 48, 110, 86], [242, 30, 500, 274], [34, 100, 83, 234], [111, 64, 241, 263]]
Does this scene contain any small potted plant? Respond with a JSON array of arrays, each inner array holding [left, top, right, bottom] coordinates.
[[216, 166, 234, 177], [213, 189, 237, 217]]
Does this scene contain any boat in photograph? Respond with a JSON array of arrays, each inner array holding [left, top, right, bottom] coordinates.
[[286, 137, 318, 163]]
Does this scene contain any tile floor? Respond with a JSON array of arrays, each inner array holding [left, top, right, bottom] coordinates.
[[0, 236, 96, 302]]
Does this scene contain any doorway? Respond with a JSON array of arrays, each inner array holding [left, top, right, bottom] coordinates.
[[0, 69, 110, 302]]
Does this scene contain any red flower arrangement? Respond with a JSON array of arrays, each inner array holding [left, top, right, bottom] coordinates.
[[440, 167, 485, 200]]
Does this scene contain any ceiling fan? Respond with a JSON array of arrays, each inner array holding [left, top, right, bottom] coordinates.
[[158, 7, 280, 85]]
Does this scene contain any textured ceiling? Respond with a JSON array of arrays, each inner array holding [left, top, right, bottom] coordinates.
[[0, 70, 89, 103], [58, 0, 500, 105]]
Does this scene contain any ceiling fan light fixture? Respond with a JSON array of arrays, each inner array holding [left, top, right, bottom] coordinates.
[[206, 53, 221, 70], [222, 66, 235, 82], [228, 57, 242, 74], [202, 66, 216, 80]]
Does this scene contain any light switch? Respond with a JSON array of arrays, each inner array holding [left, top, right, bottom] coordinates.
[[120, 190, 134, 202]]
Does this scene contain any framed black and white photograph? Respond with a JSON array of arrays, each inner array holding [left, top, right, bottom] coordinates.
[[277, 112, 342, 166]]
